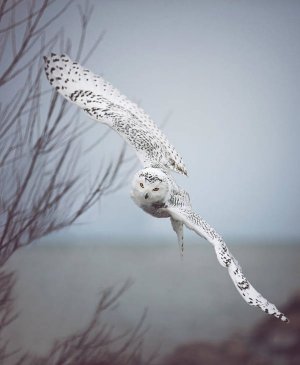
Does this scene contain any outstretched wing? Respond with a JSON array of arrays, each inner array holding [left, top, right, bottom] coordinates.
[[43, 53, 187, 175], [166, 204, 288, 322]]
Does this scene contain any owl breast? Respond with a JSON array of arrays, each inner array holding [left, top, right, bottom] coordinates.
[[131, 191, 170, 218], [139, 203, 170, 218]]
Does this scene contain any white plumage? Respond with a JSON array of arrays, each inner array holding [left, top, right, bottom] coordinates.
[[44, 53, 288, 323]]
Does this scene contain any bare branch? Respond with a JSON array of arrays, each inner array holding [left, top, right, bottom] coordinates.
[[0, 0, 134, 263], [0, 2, 146, 364], [23, 281, 156, 365]]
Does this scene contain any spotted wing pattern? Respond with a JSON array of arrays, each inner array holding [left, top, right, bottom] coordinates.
[[43, 53, 187, 175], [166, 199, 288, 322]]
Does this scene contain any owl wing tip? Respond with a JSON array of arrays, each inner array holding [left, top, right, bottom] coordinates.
[[280, 314, 289, 323]]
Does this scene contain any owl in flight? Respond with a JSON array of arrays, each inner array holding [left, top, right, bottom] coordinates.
[[44, 53, 288, 322]]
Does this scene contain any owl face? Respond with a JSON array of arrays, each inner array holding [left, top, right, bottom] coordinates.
[[131, 168, 170, 205]]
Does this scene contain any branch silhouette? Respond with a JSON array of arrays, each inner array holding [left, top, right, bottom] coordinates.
[[0, 2, 152, 364]]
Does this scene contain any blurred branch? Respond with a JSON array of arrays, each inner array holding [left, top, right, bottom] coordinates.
[[0, 0, 130, 265], [0, 1, 147, 364], [22, 281, 157, 365], [0, 271, 18, 361], [0, 0, 73, 85]]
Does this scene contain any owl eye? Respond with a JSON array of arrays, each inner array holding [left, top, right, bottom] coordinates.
[[140, 183, 144, 188], [153, 187, 159, 191]]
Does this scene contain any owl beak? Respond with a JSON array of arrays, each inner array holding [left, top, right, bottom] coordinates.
[[144, 193, 149, 199]]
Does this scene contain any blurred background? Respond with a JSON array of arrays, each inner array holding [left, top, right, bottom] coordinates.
[[1, 1, 300, 364]]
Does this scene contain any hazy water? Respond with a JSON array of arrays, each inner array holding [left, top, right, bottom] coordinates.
[[4, 240, 300, 361]]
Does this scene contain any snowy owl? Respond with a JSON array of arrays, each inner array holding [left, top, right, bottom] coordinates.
[[44, 53, 288, 322]]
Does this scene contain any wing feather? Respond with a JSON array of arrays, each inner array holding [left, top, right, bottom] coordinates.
[[43, 53, 187, 175], [166, 205, 289, 322]]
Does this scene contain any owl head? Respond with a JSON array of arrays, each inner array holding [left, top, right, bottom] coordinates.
[[131, 167, 170, 205]]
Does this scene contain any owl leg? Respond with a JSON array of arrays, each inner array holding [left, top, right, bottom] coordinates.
[[170, 217, 184, 258]]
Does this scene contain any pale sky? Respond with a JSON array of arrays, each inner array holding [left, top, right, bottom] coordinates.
[[5, 0, 300, 242]]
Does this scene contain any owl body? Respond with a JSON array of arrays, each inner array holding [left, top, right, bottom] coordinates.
[[44, 54, 288, 323]]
